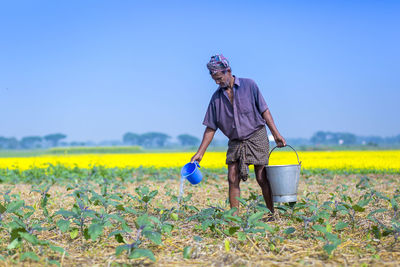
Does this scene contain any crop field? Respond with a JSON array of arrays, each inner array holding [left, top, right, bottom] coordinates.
[[1, 150, 400, 172], [0, 150, 399, 266]]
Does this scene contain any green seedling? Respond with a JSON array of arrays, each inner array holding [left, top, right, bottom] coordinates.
[[111, 214, 162, 262]]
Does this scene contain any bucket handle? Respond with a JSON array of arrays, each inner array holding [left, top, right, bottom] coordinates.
[[268, 145, 301, 165]]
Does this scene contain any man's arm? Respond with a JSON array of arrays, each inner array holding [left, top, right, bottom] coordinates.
[[262, 109, 286, 147], [191, 127, 216, 163]]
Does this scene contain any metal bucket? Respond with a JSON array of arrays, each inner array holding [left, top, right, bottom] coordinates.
[[265, 145, 301, 203]]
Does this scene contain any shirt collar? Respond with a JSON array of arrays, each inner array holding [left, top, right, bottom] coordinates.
[[233, 76, 240, 87]]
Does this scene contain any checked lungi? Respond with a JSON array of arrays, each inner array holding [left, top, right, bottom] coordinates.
[[226, 127, 269, 181]]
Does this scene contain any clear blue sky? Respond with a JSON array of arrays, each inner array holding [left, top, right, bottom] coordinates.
[[1, 1, 399, 142]]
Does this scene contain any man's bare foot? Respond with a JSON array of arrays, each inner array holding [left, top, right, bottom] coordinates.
[[264, 213, 275, 222]]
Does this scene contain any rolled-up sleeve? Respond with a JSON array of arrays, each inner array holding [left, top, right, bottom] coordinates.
[[252, 81, 268, 114], [202, 100, 218, 130]]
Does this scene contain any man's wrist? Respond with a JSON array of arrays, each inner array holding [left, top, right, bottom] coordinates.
[[273, 134, 281, 140], [196, 150, 205, 156]]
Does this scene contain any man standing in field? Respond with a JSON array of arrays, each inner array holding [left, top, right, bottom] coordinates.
[[191, 54, 286, 215]]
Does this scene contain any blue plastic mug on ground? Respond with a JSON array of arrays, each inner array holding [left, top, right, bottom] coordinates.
[[181, 161, 202, 185]]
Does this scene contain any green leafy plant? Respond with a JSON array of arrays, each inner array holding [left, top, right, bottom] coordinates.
[[111, 214, 162, 262]]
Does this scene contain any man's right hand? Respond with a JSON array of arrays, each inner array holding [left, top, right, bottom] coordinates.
[[191, 152, 203, 163]]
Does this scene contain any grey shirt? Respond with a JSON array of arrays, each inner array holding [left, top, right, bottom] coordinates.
[[203, 76, 269, 140]]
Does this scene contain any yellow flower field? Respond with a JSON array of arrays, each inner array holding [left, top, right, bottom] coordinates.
[[0, 150, 399, 172]]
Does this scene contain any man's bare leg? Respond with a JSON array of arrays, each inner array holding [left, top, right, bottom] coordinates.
[[228, 162, 240, 215], [254, 165, 274, 213]]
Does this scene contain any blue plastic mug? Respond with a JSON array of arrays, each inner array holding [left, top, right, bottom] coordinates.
[[181, 161, 202, 185]]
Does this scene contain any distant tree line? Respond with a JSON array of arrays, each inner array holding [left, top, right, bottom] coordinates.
[[0, 133, 66, 149], [122, 132, 200, 147], [309, 131, 400, 146], [0, 132, 201, 149], [1, 130, 399, 150]]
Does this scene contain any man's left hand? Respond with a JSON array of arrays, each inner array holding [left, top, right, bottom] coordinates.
[[274, 135, 286, 147]]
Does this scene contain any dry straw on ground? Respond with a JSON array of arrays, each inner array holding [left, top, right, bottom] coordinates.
[[0, 172, 399, 266]]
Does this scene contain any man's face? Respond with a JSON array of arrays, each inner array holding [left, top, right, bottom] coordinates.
[[211, 71, 231, 88]]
